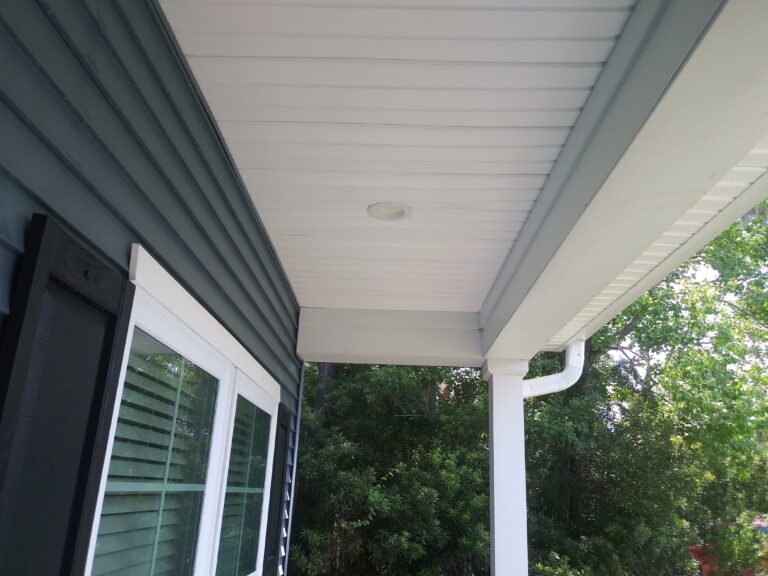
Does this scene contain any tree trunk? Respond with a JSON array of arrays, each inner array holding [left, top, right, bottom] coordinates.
[[313, 362, 335, 412]]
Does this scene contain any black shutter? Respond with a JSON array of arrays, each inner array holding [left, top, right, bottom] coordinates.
[[0, 214, 134, 576]]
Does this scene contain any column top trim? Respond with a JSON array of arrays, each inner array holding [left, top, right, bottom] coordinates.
[[482, 358, 529, 381]]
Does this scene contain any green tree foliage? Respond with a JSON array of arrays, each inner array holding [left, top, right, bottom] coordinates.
[[527, 203, 767, 575], [292, 364, 490, 576], [706, 513, 768, 574], [291, 202, 767, 576]]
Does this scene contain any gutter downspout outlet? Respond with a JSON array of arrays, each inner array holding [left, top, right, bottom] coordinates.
[[522, 340, 585, 399]]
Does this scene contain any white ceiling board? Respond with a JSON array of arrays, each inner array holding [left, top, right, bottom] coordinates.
[[259, 205, 530, 224], [273, 240, 518, 257], [266, 223, 524, 237], [197, 84, 592, 112], [255, 197, 536, 216], [177, 33, 616, 64], [251, 188, 540, 204], [297, 308, 483, 367], [232, 157, 555, 175], [240, 169, 546, 190], [296, 295, 494, 313], [281, 258, 507, 271], [206, 106, 581, 129], [162, 3, 629, 39], [160, 0, 632, 313], [188, 57, 602, 90], [219, 122, 571, 147], [167, 0, 634, 8], [230, 143, 562, 164]]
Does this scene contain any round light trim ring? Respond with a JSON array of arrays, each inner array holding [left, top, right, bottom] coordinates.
[[367, 202, 412, 221]]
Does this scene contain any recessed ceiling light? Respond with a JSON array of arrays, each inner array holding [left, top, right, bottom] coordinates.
[[367, 202, 412, 221]]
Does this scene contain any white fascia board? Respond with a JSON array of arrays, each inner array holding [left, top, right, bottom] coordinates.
[[480, 0, 724, 351], [486, 0, 768, 360], [563, 171, 768, 349], [297, 308, 483, 367]]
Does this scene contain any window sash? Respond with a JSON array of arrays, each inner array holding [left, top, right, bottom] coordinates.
[[210, 372, 278, 576], [85, 285, 278, 576]]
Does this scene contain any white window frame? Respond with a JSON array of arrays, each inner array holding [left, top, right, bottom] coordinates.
[[208, 371, 279, 576], [84, 245, 281, 576]]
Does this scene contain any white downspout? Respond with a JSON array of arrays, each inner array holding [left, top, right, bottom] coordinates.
[[522, 339, 586, 399]]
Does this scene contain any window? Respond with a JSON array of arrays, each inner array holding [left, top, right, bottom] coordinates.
[[91, 329, 219, 575], [85, 247, 280, 576], [216, 391, 271, 576]]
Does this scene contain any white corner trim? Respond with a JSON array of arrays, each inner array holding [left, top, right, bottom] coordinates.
[[129, 244, 281, 402], [298, 307, 483, 367]]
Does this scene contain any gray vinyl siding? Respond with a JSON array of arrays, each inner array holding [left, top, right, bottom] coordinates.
[[0, 0, 301, 405]]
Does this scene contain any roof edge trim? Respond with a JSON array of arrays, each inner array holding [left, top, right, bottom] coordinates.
[[479, 0, 725, 352]]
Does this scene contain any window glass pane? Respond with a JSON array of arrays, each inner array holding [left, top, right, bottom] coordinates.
[[92, 328, 218, 576], [215, 396, 271, 576]]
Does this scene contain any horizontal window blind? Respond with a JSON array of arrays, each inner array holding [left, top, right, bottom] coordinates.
[[216, 396, 270, 576], [92, 329, 218, 576]]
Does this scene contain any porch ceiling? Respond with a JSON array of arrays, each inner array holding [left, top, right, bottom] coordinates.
[[160, 0, 632, 313], [158, 0, 768, 365]]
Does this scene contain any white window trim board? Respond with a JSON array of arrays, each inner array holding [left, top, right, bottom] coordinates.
[[129, 243, 281, 404]]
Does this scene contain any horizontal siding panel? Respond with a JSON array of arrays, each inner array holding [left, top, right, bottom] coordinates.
[[48, 0, 298, 342], [116, 0, 299, 333], [161, 3, 630, 39], [10, 3, 294, 364], [0, 113, 137, 268], [0, 34, 295, 381]]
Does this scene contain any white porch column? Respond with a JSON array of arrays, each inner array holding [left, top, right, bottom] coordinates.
[[483, 359, 530, 576]]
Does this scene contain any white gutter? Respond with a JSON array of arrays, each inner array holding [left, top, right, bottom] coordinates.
[[522, 340, 585, 399]]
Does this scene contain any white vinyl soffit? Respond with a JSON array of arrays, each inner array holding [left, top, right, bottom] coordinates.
[[547, 134, 768, 350], [159, 0, 635, 313]]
